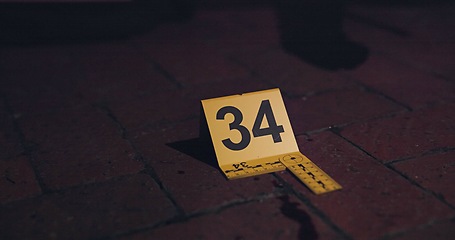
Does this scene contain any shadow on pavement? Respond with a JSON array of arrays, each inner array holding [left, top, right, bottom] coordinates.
[[166, 137, 219, 170]]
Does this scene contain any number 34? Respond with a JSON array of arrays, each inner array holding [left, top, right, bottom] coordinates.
[[216, 100, 284, 151]]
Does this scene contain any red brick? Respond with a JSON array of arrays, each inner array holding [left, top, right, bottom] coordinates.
[[279, 131, 454, 240], [69, 41, 178, 103], [284, 88, 404, 134], [392, 151, 455, 207], [131, 119, 283, 213], [121, 195, 341, 240], [3, 83, 83, 118], [346, 55, 455, 109], [233, 48, 354, 96], [347, 4, 455, 43], [344, 6, 423, 56], [137, 42, 249, 85], [409, 7, 455, 42], [0, 4, 453, 239], [344, 10, 455, 80], [183, 76, 274, 101], [110, 77, 272, 132], [343, 17, 404, 52], [109, 88, 195, 132], [340, 103, 455, 162], [20, 104, 143, 190], [391, 219, 455, 240], [385, 42, 455, 81], [346, 5, 419, 36], [390, 4, 455, 78], [0, 156, 41, 204], [0, 174, 176, 240]]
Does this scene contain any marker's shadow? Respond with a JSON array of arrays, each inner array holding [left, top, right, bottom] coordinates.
[[166, 137, 219, 169]]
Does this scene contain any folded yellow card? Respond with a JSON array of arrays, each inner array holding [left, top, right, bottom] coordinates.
[[201, 88, 341, 194]]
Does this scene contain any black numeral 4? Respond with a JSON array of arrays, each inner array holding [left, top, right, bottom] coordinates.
[[252, 100, 284, 143]]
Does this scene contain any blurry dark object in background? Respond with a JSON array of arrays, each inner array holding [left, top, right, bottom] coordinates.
[[0, 0, 195, 44], [275, 0, 369, 70]]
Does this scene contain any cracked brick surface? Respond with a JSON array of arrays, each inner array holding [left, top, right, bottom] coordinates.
[[340, 103, 455, 163], [19, 104, 143, 190], [0, 156, 41, 204], [279, 132, 454, 239], [0, 174, 176, 240], [392, 151, 455, 207], [120, 195, 342, 240], [1, 2, 455, 240]]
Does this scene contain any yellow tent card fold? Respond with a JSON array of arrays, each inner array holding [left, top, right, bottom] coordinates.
[[200, 88, 341, 194], [201, 89, 297, 174]]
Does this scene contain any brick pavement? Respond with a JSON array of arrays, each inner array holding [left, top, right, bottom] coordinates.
[[1, 2, 455, 240]]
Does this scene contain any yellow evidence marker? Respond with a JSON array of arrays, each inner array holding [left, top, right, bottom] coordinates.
[[200, 88, 342, 194]]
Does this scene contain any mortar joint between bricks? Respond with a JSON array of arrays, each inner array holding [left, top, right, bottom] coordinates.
[[128, 41, 184, 89], [94, 104, 187, 218], [333, 127, 455, 211], [330, 128, 383, 163], [184, 191, 284, 221], [378, 217, 455, 240], [386, 164, 455, 211], [340, 73, 413, 112], [386, 146, 455, 166], [1, 95, 50, 194], [109, 191, 285, 240]]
